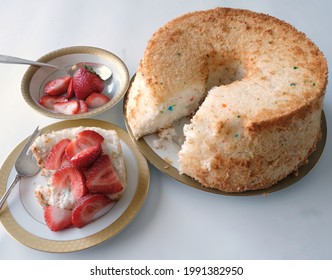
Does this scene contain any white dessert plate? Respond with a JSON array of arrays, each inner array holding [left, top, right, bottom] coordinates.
[[21, 46, 129, 119], [123, 77, 327, 196], [0, 119, 149, 253]]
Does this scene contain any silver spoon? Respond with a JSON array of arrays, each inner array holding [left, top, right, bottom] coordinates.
[[0, 54, 112, 81]]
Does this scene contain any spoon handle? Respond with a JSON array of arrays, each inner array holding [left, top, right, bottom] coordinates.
[[0, 54, 62, 70]]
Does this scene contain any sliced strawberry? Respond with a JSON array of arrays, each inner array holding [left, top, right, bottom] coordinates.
[[72, 65, 104, 100], [70, 143, 102, 168], [44, 138, 71, 170], [44, 76, 71, 96], [86, 154, 123, 194], [78, 100, 88, 113], [51, 167, 88, 201], [61, 153, 72, 168], [65, 130, 104, 160], [65, 138, 90, 160], [54, 100, 79, 115], [39, 95, 68, 110], [77, 130, 104, 146], [85, 93, 110, 108], [72, 194, 112, 228], [44, 205, 72, 231], [66, 78, 75, 99]]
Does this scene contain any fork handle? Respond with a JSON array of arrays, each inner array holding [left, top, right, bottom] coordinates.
[[0, 174, 21, 211]]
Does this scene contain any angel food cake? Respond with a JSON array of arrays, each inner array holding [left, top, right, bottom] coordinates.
[[125, 8, 328, 192], [30, 127, 126, 231]]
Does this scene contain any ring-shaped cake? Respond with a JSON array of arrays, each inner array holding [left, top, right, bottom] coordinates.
[[126, 8, 328, 192]]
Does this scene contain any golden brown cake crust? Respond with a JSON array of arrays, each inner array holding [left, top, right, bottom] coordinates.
[[126, 8, 328, 192], [138, 8, 327, 106]]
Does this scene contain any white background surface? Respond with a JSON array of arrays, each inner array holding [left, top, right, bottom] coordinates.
[[0, 0, 331, 260]]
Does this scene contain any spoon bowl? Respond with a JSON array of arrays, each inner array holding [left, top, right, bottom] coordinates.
[[67, 62, 113, 81]]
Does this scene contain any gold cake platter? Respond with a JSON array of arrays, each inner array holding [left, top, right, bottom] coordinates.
[[123, 76, 327, 196]]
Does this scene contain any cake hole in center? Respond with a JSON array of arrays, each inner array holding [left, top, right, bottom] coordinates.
[[206, 59, 245, 91]]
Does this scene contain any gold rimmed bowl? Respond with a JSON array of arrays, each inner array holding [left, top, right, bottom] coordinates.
[[21, 46, 129, 119]]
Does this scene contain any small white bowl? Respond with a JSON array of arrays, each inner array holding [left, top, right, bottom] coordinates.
[[21, 46, 129, 119]]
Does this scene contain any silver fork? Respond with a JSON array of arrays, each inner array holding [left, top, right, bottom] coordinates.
[[0, 126, 42, 210]]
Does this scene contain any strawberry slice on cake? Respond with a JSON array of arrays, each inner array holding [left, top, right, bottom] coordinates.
[[44, 205, 73, 232], [72, 194, 113, 228], [30, 126, 127, 231], [44, 138, 71, 170], [86, 154, 124, 194], [65, 130, 104, 168], [50, 167, 88, 203]]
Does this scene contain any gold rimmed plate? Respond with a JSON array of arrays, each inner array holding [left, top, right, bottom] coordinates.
[[0, 119, 149, 253], [123, 77, 327, 196], [21, 46, 129, 119]]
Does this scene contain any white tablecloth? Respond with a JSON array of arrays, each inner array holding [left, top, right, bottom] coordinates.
[[0, 0, 331, 260]]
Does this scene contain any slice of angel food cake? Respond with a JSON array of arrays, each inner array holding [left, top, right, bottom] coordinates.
[[30, 126, 126, 231]]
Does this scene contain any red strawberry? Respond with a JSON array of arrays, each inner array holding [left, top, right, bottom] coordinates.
[[65, 130, 104, 160], [70, 143, 102, 168], [72, 65, 104, 100], [72, 194, 112, 228], [44, 205, 72, 231], [51, 167, 88, 201], [61, 153, 72, 168], [44, 138, 71, 170], [77, 130, 105, 146], [85, 93, 110, 108], [39, 95, 68, 110], [65, 138, 91, 159], [86, 154, 123, 194], [78, 100, 88, 113], [66, 78, 75, 99], [44, 76, 71, 96], [54, 100, 79, 115]]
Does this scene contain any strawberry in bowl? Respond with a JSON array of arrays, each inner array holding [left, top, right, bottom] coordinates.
[[31, 126, 126, 231], [39, 64, 111, 116], [72, 65, 105, 100], [21, 46, 130, 119]]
